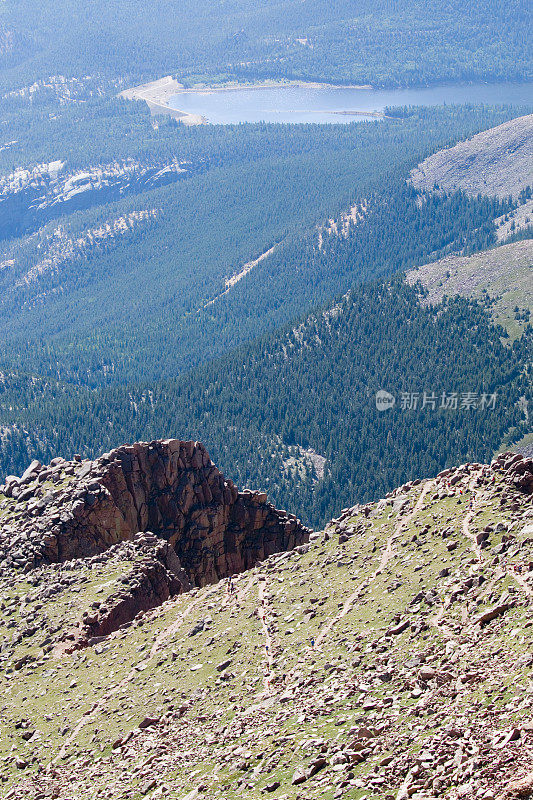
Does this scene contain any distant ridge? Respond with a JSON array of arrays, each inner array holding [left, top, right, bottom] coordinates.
[[411, 114, 533, 198]]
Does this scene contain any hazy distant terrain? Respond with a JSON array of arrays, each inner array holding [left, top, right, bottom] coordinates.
[[0, 0, 531, 89], [410, 114, 533, 198]]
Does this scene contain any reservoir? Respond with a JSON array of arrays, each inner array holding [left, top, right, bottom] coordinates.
[[168, 81, 533, 124]]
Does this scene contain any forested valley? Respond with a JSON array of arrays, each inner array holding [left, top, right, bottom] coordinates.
[[0, 70, 531, 527], [0, 0, 531, 90], [0, 105, 523, 383], [1, 276, 531, 528], [1, 103, 531, 527]]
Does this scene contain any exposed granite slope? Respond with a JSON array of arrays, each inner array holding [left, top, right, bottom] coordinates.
[[411, 114, 533, 198]]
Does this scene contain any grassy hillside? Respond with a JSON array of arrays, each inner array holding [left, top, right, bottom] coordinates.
[[407, 239, 533, 340], [1, 452, 532, 799]]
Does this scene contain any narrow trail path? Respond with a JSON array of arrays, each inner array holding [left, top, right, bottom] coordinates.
[[315, 480, 434, 649], [378, 480, 435, 573], [55, 571, 268, 767], [148, 593, 199, 658], [396, 768, 415, 800], [430, 473, 484, 638], [258, 577, 276, 694], [237, 572, 256, 603], [459, 472, 533, 600], [52, 586, 218, 765], [148, 583, 218, 661], [220, 572, 257, 610], [314, 583, 367, 649], [461, 476, 484, 563], [429, 601, 456, 641], [432, 470, 533, 634]]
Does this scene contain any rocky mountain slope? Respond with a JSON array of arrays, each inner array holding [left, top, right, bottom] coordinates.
[[410, 114, 533, 199], [0, 443, 532, 799], [406, 239, 533, 340]]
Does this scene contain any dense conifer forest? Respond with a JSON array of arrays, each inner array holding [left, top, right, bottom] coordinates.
[[0, 106, 522, 384], [0, 0, 531, 89], [1, 105, 531, 527], [1, 278, 530, 528], [0, 61, 530, 527]]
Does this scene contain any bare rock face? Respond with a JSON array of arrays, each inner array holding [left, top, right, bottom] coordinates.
[[0, 439, 311, 584], [410, 114, 533, 199]]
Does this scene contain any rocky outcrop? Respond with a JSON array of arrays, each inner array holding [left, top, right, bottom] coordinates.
[[493, 451, 533, 492], [0, 439, 310, 585], [58, 533, 189, 653]]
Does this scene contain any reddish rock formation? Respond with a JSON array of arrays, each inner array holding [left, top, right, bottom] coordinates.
[[58, 534, 188, 653], [0, 439, 311, 586]]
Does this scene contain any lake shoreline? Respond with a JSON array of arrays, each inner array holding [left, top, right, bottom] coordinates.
[[121, 76, 533, 126], [180, 80, 374, 93], [120, 76, 205, 125], [119, 77, 374, 125]]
